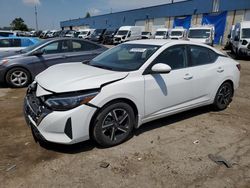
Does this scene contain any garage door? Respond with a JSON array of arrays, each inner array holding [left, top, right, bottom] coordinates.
[[135, 20, 146, 32], [152, 18, 166, 34], [244, 10, 250, 21]]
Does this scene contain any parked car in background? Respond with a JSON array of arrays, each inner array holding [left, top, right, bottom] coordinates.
[[224, 25, 235, 50], [169, 27, 187, 40], [0, 37, 40, 53], [65, 30, 77, 38], [59, 30, 70, 37], [78, 29, 95, 39], [90, 29, 106, 43], [0, 30, 17, 37], [0, 38, 107, 87], [231, 21, 250, 58], [102, 29, 118, 44], [46, 30, 59, 38], [141, 31, 152, 39], [154, 28, 169, 39], [23, 40, 240, 147], [40, 30, 50, 39], [113, 26, 142, 44], [187, 25, 215, 46]]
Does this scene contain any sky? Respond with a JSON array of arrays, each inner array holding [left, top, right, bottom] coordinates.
[[0, 0, 184, 30]]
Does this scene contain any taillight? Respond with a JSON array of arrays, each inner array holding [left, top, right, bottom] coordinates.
[[236, 64, 241, 71]]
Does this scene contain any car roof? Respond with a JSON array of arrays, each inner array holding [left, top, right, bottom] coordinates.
[[125, 39, 225, 55]]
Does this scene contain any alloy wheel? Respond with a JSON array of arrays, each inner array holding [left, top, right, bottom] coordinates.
[[102, 108, 130, 141], [10, 70, 28, 87], [217, 84, 232, 107]]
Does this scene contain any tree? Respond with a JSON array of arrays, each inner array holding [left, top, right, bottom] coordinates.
[[85, 12, 91, 18], [10, 17, 28, 31]]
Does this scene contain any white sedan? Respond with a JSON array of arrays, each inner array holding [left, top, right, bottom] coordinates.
[[24, 40, 240, 147]]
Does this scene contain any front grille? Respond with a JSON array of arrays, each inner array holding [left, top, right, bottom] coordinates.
[[24, 84, 51, 125], [114, 38, 121, 41]]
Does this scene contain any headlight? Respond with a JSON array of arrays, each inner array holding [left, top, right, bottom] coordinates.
[[122, 36, 126, 39], [44, 90, 99, 111]]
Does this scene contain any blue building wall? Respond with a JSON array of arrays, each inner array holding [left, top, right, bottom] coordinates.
[[60, 0, 250, 29], [60, 0, 213, 28]]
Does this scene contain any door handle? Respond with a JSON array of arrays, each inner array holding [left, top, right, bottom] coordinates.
[[184, 74, 193, 80], [217, 67, 224, 73]]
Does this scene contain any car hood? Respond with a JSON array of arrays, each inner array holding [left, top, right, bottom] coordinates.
[[35, 63, 129, 93], [0, 51, 25, 59]]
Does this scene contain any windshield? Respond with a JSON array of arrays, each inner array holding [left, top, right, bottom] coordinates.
[[105, 30, 115, 35], [80, 31, 88, 35], [117, 30, 128, 36], [171, 31, 183, 36], [94, 29, 103, 35], [89, 44, 160, 71], [142, 32, 150, 35], [21, 40, 48, 53], [155, 31, 167, 36], [67, 30, 75, 34], [242, 28, 250, 39], [188, 29, 211, 38]]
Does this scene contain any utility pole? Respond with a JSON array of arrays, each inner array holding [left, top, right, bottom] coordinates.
[[35, 5, 38, 31]]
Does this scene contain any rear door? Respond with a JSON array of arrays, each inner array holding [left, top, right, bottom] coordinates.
[[67, 39, 103, 63], [186, 45, 221, 103]]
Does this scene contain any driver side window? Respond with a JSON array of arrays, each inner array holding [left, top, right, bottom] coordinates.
[[154, 45, 186, 70], [41, 42, 60, 54]]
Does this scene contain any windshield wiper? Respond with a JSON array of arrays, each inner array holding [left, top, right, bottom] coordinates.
[[91, 64, 114, 71]]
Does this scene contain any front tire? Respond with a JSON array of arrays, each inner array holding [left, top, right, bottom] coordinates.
[[92, 102, 135, 147], [213, 82, 233, 110], [6, 67, 31, 88]]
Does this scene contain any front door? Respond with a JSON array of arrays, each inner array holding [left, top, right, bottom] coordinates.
[[144, 45, 194, 118]]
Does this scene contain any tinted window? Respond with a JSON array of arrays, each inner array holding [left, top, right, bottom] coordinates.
[[0, 39, 11, 47], [0, 32, 13, 37], [72, 40, 100, 52], [41, 42, 60, 54], [12, 39, 21, 47], [40, 40, 70, 54], [154, 45, 186, 70], [188, 45, 217, 67]]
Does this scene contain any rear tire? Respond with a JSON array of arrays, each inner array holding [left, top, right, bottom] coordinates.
[[92, 102, 135, 147], [213, 82, 233, 110], [6, 67, 31, 88]]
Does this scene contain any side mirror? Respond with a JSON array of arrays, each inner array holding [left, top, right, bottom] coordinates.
[[227, 34, 231, 39], [151, 63, 172, 74], [32, 49, 44, 56]]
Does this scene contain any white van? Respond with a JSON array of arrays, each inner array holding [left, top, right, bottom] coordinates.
[[113, 26, 142, 44], [78, 29, 95, 39], [169, 27, 187, 40], [154, 28, 169, 39], [231, 21, 250, 57], [188, 25, 215, 46]]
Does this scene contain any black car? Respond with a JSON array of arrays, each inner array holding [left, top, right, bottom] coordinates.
[[0, 38, 107, 87], [102, 29, 118, 44], [90, 29, 106, 43]]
